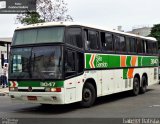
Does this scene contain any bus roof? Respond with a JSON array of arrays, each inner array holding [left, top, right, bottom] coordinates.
[[16, 22, 157, 41]]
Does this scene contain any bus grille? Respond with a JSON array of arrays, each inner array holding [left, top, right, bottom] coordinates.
[[18, 89, 45, 92]]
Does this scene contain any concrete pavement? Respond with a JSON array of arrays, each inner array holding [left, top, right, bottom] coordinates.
[[0, 86, 9, 96]]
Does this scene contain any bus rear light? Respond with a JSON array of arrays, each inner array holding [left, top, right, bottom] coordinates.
[[45, 88, 61, 92], [51, 88, 61, 92]]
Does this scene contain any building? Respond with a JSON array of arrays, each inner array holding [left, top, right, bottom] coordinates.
[[0, 37, 12, 75], [127, 26, 151, 37]]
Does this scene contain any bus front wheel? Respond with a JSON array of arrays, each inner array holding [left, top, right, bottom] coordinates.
[[80, 83, 96, 107]]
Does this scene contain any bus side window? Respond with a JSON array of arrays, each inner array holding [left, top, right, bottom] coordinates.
[[65, 50, 76, 77], [114, 34, 126, 52], [129, 38, 137, 53], [137, 39, 144, 53], [88, 30, 100, 50], [84, 30, 90, 50], [100, 32, 113, 51], [67, 28, 83, 48], [144, 40, 147, 54], [146, 40, 152, 54], [126, 37, 130, 53], [76, 52, 84, 74]]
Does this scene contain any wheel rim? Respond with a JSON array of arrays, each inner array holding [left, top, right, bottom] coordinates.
[[83, 88, 92, 102]]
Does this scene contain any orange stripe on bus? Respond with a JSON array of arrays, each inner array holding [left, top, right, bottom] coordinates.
[[127, 56, 137, 79], [131, 56, 137, 66], [121, 56, 126, 67], [128, 68, 134, 79], [91, 55, 95, 68]]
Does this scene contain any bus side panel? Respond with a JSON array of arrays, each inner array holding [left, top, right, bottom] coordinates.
[[101, 70, 115, 95]]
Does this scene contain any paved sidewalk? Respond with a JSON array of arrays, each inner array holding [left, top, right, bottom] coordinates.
[[0, 86, 9, 96]]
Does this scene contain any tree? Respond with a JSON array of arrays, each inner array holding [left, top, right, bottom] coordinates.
[[149, 24, 160, 48], [16, 12, 45, 25], [16, 0, 73, 25]]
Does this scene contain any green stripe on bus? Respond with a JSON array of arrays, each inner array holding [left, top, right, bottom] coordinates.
[[85, 54, 158, 69], [16, 81, 64, 88], [85, 54, 92, 68], [123, 69, 128, 79], [138, 57, 142, 66], [126, 56, 131, 67], [108, 55, 120, 68]]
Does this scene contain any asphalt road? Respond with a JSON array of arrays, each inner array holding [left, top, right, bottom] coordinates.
[[0, 84, 160, 124]]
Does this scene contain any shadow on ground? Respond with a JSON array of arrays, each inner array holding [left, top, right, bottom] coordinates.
[[15, 89, 154, 115]]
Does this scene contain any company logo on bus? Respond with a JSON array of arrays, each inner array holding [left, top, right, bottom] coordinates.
[[89, 54, 108, 68]]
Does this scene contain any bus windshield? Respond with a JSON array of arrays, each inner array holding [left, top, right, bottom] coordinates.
[[9, 46, 63, 80], [12, 27, 64, 45]]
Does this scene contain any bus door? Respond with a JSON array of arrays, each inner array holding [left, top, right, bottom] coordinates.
[[64, 49, 84, 103]]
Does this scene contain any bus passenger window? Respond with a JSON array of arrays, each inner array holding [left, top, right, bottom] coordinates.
[[129, 38, 137, 53], [100, 32, 113, 51], [67, 28, 82, 48], [84, 30, 90, 50], [137, 39, 144, 53], [114, 35, 126, 52], [84, 29, 100, 51]]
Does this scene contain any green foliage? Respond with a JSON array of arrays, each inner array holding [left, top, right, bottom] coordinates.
[[16, 0, 73, 25], [150, 24, 160, 48], [17, 12, 45, 25]]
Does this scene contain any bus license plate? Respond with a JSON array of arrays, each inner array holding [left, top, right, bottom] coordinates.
[[27, 96, 37, 101]]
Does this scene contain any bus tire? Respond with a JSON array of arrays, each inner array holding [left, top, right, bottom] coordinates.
[[132, 77, 140, 96], [80, 83, 96, 107], [140, 76, 147, 94]]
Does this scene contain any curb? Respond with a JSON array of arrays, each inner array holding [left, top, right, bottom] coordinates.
[[0, 92, 9, 96]]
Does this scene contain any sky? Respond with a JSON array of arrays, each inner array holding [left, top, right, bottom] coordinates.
[[0, 0, 160, 37]]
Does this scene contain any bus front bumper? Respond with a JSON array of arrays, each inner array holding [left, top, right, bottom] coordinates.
[[9, 92, 64, 104]]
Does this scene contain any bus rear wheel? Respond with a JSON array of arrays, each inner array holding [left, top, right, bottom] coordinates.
[[140, 76, 147, 94], [132, 77, 140, 96], [80, 83, 96, 107]]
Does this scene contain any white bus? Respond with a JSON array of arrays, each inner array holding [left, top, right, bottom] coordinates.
[[9, 22, 159, 107]]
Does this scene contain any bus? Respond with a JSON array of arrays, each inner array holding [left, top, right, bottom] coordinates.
[[9, 22, 159, 107]]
